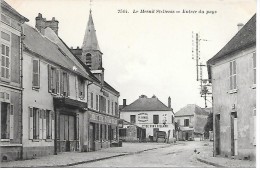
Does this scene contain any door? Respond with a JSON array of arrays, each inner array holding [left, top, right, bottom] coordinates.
[[59, 114, 76, 152], [185, 132, 189, 140], [231, 112, 238, 156], [215, 114, 221, 155], [89, 123, 95, 151], [153, 128, 159, 141]]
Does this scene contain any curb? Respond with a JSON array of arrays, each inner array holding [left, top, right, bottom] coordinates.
[[2, 144, 172, 168], [196, 157, 226, 168]]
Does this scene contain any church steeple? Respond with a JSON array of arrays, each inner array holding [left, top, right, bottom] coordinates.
[[82, 10, 101, 52], [81, 10, 103, 71]]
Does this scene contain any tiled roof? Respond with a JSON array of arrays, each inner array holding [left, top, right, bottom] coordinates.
[[23, 24, 87, 77], [2, 0, 29, 22], [121, 96, 172, 112], [207, 14, 256, 65], [175, 104, 208, 117]]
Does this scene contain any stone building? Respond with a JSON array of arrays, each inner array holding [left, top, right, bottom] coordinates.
[[120, 95, 175, 142], [0, 0, 28, 161], [71, 10, 120, 151], [207, 14, 256, 160], [175, 104, 209, 141]]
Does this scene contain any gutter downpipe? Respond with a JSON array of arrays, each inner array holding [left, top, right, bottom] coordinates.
[[20, 24, 25, 160]]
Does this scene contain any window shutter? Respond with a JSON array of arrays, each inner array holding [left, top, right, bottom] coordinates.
[[43, 110, 46, 139], [48, 65, 52, 92], [67, 73, 70, 96], [29, 107, 33, 139], [56, 70, 60, 95], [36, 109, 40, 139], [10, 104, 14, 139], [51, 111, 55, 139], [39, 109, 43, 139], [60, 71, 64, 96]]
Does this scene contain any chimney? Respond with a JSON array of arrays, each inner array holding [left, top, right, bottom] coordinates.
[[35, 13, 59, 35], [139, 95, 147, 98], [123, 99, 127, 107], [35, 13, 45, 34], [237, 23, 244, 31], [168, 96, 171, 108]]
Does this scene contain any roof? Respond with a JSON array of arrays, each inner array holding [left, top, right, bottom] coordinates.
[[175, 104, 208, 117], [23, 24, 87, 77], [82, 11, 101, 52], [2, 0, 29, 22], [121, 96, 172, 112], [207, 14, 256, 65]]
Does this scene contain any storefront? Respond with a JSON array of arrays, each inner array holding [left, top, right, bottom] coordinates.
[[88, 111, 118, 151]]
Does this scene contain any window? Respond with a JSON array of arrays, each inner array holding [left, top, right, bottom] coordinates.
[[32, 59, 40, 88], [90, 93, 93, 108], [78, 77, 85, 99], [153, 115, 159, 124], [99, 96, 106, 113], [33, 108, 40, 139], [1, 44, 10, 80], [96, 95, 99, 111], [61, 71, 69, 96], [130, 115, 136, 124], [46, 110, 52, 139], [115, 102, 118, 116], [1, 102, 14, 139], [86, 53, 92, 68], [253, 109, 256, 145], [229, 60, 237, 90], [29, 107, 54, 140], [48, 65, 60, 94], [111, 102, 114, 115], [253, 52, 256, 85], [184, 119, 189, 127], [104, 125, 107, 140], [108, 100, 110, 114]]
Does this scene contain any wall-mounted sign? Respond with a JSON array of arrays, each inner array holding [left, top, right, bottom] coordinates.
[[138, 113, 148, 122], [142, 124, 168, 128]]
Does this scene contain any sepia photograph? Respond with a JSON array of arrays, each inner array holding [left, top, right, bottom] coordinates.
[[0, 0, 258, 168]]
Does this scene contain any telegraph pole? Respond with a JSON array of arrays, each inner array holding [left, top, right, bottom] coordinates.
[[192, 32, 212, 108]]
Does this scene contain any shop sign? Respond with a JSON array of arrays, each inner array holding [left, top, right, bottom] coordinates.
[[138, 113, 148, 122], [141, 124, 168, 128]]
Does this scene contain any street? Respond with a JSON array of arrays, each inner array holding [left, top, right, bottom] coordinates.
[[72, 141, 214, 168]]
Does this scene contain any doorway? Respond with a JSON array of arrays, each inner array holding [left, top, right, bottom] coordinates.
[[231, 112, 238, 156], [89, 123, 95, 151]]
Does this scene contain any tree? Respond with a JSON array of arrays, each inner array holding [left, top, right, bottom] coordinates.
[[204, 112, 213, 138]]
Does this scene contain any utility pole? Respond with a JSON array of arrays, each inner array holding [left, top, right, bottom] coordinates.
[[192, 32, 212, 108]]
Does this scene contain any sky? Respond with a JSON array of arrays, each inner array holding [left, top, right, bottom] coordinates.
[[5, 0, 256, 111]]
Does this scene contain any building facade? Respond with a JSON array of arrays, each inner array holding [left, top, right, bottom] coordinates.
[[120, 95, 175, 142], [207, 14, 256, 160], [175, 104, 208, 141], [0, 0, 28, 161], [1, 0, 120, 161]]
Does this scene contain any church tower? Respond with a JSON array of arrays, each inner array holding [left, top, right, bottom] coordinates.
[[81, 10, 104, 83]]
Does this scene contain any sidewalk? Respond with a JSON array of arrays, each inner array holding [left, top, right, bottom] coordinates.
[[196, 141, 256, 168], [1, 142, 171, 168]]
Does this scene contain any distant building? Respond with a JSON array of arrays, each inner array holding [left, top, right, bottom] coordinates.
[[207, 14, 256, 160], [175, 104, 209, 141], [0, 0, 28, 161], [120, 95, 175, 142], [118, 119, 146, 142]]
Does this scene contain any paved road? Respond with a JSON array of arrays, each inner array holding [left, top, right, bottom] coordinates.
[[72, 141, 214, 168]]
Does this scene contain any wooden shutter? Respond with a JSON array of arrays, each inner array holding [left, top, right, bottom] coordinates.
[[39, 109, 43, 139], [10, 104, 14, 139], [51, 111, 55, 139], [29, 107, 33, 139], [60, 71, 64, 96], [48, 65, 52, 92], [67, 73, 70, 96], [56, 70, 60, 95], [43, 110, 46, 139]]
